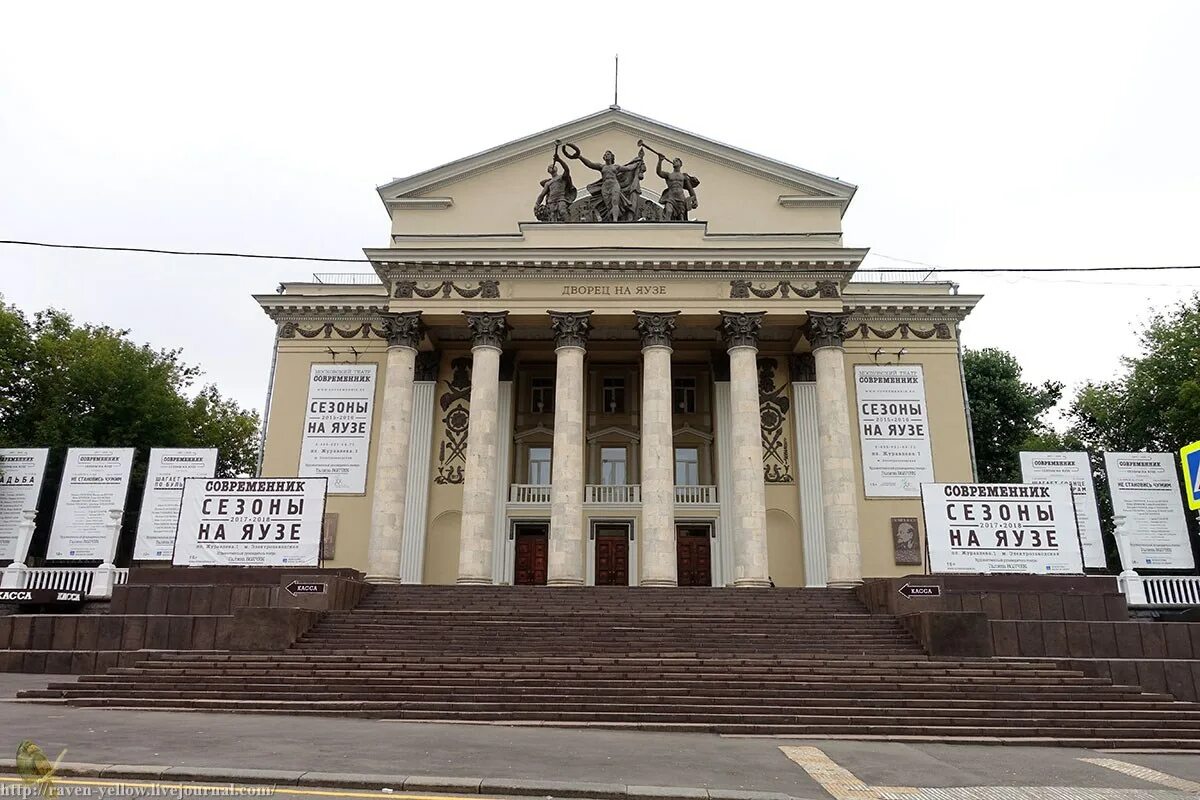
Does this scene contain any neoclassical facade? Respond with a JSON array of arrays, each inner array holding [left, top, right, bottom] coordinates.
[[256, 108, 979, 587]]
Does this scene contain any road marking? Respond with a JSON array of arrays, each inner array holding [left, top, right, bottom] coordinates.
[[1080, 758, 1200, 793], [0, 775, 490, 799], [780, 745, 1200, 800]]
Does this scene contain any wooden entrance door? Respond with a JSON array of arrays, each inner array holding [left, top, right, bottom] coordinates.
[[594, 525, 629, 586], [676, 525, 712, 587], [514, 524, 548, 586]]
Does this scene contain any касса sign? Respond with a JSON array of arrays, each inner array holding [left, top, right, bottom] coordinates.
[[921, 483, 1084, 575]]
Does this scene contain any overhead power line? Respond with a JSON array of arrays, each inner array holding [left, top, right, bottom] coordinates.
[[1, 238, 1199, 274]]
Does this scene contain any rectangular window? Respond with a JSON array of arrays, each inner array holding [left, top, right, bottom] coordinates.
[[673, 377, 697, 414], [602, 377, 626, 414], [675, 447, 700, 486], [528, 446, 552, 485], [601, 447, 627, 485], [531, 377, 554, 414]]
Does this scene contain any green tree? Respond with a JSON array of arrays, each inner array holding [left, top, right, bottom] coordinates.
[[963, 348, 1063, 482], [0, 297, 260, 561], [1068, 293, 1200, 453]]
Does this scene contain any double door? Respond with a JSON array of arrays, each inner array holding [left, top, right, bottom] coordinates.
[[676, 524, 712, 587], [594, 523, 630, 586]]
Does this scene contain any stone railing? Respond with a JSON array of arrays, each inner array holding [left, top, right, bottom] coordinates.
[[3, 567, 130, 599], [508, 484, 552, 504], [674, 485, 717, 504], [585, 484, 641, 505], [1119, 574, 1200, 608]]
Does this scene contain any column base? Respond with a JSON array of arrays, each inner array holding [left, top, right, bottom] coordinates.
[[827, 579, 864, 589], [364, 575, 403, 585], [639, 578, 678, 588], [547, 578, 585, 587], [456, 576, 494, 586], [732, 578, 772, 588]]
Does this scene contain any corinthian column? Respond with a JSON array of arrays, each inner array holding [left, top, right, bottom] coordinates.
[[457, 311, 510, 585], [719, 311, 771, 587], [546, 310, 593, 586], [635, 310, 680, 587], [804, 311, 862, 587], [366, 311, 425, 583]]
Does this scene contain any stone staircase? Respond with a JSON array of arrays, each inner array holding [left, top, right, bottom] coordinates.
[[21, 586, 1200, 747]]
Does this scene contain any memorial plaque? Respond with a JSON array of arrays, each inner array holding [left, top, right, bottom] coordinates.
[[891, 517, 922, 565]]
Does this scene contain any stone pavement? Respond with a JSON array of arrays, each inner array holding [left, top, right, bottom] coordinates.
[[1, 674, 1199, 799]]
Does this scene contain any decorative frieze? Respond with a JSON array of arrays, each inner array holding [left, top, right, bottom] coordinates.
[[380, 311, 425, 349], [277, 321, 383, 340], [464, 311, 511, 349], [846, 321, 953, 340], [718, 311, 765, 349], [757, 358, 793, 484], [729, 280, 839, 299], [634, 311, 680, 348], [803, 311, 850, 350], [435, 357, 472, 485], [394, 280, 500, 299], [548, 310, 594, 349]]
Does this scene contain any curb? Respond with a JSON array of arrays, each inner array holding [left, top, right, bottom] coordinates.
[[0, 761, 802, 800]]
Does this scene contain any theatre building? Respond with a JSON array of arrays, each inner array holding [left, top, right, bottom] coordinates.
[[255, 107, 980, 588]]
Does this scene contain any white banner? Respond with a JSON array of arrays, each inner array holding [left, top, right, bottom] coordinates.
[[855, 365, 934, 497], [921, 483, 1084, 575], [1104, 452, 1194, 569], [132, 448, 218, 560], [46, 448, 135, 560], [0, 448, 50, 560], [172, 477, 327, 567], [298, 364, 377, 494], [1019, 452, 1106, 568]]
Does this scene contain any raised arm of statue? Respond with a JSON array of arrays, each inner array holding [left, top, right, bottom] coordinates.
[[563, 143, 604, 172], [655, 155, 670, 180]]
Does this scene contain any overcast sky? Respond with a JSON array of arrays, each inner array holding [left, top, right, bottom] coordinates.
[[3, 2, 1198, 426]]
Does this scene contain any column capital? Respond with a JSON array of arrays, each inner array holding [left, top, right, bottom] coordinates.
[[804, 310, 850, 350], [463, 311, 510, 349], [381, 311, 425, 349], [548, 310, 594, 349], [633, 310, 680, 348], [718, 310, 766, 350]]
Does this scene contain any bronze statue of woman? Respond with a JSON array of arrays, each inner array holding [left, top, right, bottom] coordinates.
[[561, 142, 645, 222]]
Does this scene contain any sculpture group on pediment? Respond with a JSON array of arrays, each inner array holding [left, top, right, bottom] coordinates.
[[533, 138, 698, 223]]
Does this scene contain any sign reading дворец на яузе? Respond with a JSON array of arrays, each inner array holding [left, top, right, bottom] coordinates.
[[298, 364, 377, 495], [921, 483, 1084, 575], [855, 365, 934, 497], [172, 477, 327, 567], [0, 448, 49, 560]]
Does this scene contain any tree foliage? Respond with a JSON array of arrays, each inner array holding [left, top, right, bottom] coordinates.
[[0, 298, 260, 561], [963, 348, 1063, 482]]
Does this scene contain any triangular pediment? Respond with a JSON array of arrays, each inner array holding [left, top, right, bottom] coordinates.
[[376, 108, 855, 234]]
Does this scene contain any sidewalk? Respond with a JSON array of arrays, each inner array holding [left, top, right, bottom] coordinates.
[[2, 674, 1199, 799]]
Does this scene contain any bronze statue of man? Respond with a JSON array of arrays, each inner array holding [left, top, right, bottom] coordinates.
[[561, 142, 645, 222], [534, 143, 576, 222], [654, 152, 700, 221]]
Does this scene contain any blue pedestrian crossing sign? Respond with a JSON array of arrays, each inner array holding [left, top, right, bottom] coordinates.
[[1182, 440, 1200, 511]]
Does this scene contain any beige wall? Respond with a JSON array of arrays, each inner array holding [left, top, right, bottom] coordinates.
[[841, 338, 974, 580]]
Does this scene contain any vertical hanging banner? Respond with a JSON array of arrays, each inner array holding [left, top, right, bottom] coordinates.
[[132, 448, 218, 560], [921, 483, 1084, 574], [1019, 452, 1106, 568], [854, 365, 934, 497], [298, 363, 377, 494], [0, 448, 50, 560], [1104, 452, 1194, 569], [46, 448, 135, 560], [172, 477, 327, 566]]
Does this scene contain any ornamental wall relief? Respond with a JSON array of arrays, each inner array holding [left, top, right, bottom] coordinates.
[[757, 358, 794, 484], [435, 357, 472, 485]]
